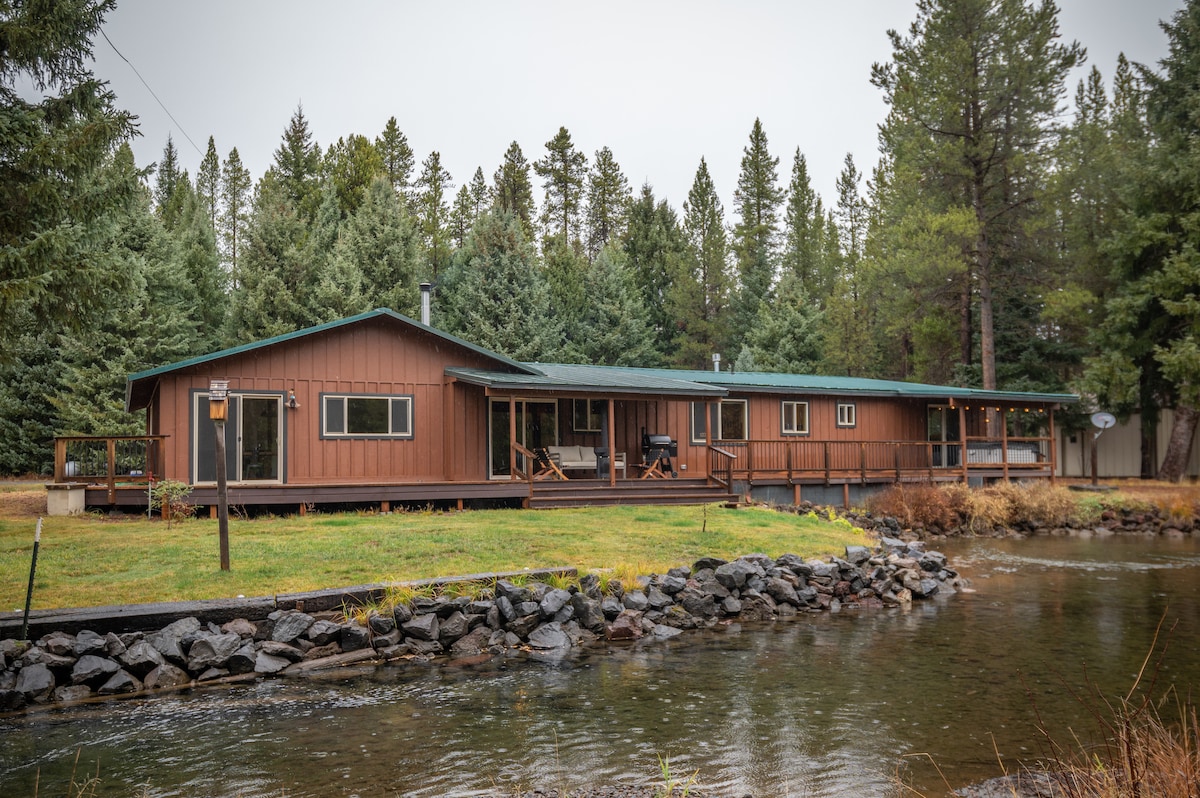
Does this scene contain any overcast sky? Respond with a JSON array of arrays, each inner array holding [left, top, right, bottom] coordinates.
[[92, 0, 1183, 214]]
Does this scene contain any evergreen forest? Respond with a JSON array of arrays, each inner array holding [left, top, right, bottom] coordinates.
[[2, 0, 1197, 479]]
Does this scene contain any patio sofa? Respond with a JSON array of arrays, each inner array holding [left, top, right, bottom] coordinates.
[[546, 445, 626, 477]]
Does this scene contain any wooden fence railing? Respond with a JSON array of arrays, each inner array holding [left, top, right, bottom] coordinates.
[[54, 436, 168, 503]]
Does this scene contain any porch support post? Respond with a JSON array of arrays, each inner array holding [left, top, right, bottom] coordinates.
[[1001, 407, 1010, 482], [1048, 406, 1058, 485], [607, 398, 616, 487], [508, 396, 517, 480], [959, 404, 968, 485]]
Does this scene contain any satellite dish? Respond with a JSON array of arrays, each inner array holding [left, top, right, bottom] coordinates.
[[1091, 412, 1117, 430]]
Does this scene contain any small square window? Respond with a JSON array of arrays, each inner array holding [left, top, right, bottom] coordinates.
[[718, 399, 748, 441], [837, 402, 857, 428], [782, 401, 809, 435], [572, 399, 604, 432]]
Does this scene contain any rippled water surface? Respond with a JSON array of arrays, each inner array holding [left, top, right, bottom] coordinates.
[[3, 535, 1200, 797]]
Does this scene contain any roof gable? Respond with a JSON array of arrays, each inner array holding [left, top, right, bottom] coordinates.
[[126, 309, 536, 411]]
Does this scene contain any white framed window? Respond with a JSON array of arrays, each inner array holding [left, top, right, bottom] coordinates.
[[836, 402, 857, 428], [689, 402, 708, 444], [782, 401, 809, 435], [322, 394, 413, 438], [572, 398, 605, 432], [717, 399, 748, 441]]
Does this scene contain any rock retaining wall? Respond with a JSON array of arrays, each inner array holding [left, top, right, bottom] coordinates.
[[0, 538, 962, 712]]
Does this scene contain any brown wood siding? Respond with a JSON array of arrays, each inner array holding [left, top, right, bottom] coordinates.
[[723, 394, 929, 443], [155, 318, 504, 486]]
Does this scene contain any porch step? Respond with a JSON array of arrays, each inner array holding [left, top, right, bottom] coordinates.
[[528, 478, 738, 509]]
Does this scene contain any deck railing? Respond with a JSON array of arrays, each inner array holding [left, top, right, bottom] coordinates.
[[54, 435, 168, 503], [707, 445, 737, 489], [720, 438, 1052, 485]]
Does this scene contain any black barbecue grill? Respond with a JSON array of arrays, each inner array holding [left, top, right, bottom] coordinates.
[[641, 431, 678, 478]]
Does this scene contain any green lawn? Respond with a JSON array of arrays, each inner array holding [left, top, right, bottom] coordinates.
[[0, 504, 864, 611]]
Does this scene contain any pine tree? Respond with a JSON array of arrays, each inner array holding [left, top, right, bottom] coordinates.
[[376, 116, 415, 202], [226, 172, 314, 342], [415, 151, 453, 279], [0, 0, 137, 335], [448, 184, 475, 250], [273, 105, 322, 219], [670, 158, 731, 369], [153, 134, 184, 228], [219, 146, 252, 287], [871, 0, 1082, 390], [781, 149, 834, 305], [565, 244, 659, 366], [324, 134, 383, 216], [493, 141, 536, 237], [740, 273, 823, 374], [334, 176, 420, 315], [195, 135, 221, 235], [730, 118, 784, 350], [821, 153, 877, 377], [469, 166, 491, 217], [1083, 2, 1200, 481], [533, 126, 588, 250], [439, 211, 562, 361], [623, 183, 687, 358], [584, 146, 632, 260], [172, 183, 228, 351]]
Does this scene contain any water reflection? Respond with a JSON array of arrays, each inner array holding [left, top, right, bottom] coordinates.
[[3, 536, 1199, 797]]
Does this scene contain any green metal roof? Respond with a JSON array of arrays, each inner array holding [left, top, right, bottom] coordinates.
[[447, 363, 726, 396], [126, 309, 535, 411], [611, 366, 1079, 403], [451, 361, 1077, 404]]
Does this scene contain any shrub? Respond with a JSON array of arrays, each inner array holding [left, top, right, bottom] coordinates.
[[866, 483, 957, 531], [149, 479, 194, 528]]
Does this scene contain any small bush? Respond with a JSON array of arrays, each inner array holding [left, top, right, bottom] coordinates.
[[149, 479, 195, 528], [866, 483, 957, 531]]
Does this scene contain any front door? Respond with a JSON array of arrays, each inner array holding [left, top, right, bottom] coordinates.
[[488, 399, 557, 478], [928, 405, 961, 468], [194, 393, 283, 483]]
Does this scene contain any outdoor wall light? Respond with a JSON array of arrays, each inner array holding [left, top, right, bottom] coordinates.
[[287, 389, 300, 409]]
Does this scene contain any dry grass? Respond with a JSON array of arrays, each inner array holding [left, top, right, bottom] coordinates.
[[865, 483, 957, 531]]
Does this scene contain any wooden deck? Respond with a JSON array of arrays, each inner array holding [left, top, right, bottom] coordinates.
[[55, 434, 1058, 513]]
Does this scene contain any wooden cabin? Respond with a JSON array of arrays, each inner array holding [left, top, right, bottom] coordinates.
[[53, 309, 1077, 511]]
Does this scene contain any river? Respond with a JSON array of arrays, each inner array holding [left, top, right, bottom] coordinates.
[[3, 534, 1199, 797]]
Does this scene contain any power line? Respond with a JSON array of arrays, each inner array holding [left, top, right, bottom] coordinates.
[[100, 28, 204, 158]]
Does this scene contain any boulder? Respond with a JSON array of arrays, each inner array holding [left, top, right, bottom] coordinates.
[[53, 685, 93, 703], [506, 613, 541, 639], [15, 662, 55, 701], [715, 559, 762, 590], [187, 632, 243, 671], [677, 587, 717, 618], [438, 611, 470, 644], [73, 630, 107, 657], [144, 663, 192, 690], [103, 632, 127, 658], [645, 586, 674, 611], [606, 611, 644, 641], [651, 624, 683, 640], [340, 624, 372, 652], [569, 594, 606, 632], [449, 627, 492, 659], [71, 654, 120, 686], [253, 652, 291, 675], [402, 613, 439, 642], [97, 669, 142, 695], [659, 575, 688, 595], [221, 618, 258, 639], [259, 641, 304, 662], [527, 621, 572, 651], [622, 590, 649, 612], [600, 596, 624, 619], [118, 640, 166, 677], [226, 643, 258, 674], [306, 619, 343, 646], [270, 611, 314, 643], [367, 612, 396, 636], [539, 588, 572, 618], [41, 631, 76, 657], [692, 556, 727, 572], [844, 545, 872, 565], [765, 577, 800, 607]]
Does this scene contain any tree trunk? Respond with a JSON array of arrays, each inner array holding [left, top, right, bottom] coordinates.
[[1156, 404, 1198, 483]]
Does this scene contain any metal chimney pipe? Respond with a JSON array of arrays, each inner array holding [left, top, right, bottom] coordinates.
[[712, 353, 721, 373], [420, 282, 432, 326]]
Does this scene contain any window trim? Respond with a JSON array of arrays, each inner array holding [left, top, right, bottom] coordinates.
[[781, 400, 810, 436], [320, 393, 414, 439], [716, 399, 749, 441], [836, 401, 857, 429], [689, 401, 708, 445], [572, 398, 605, 433]]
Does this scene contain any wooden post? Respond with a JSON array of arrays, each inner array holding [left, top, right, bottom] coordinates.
[[508, 396, 517, 480], [210, 380, 230, 572], [959, 405, 969, 485], [842, 483, 850, 509], [1000, 408, 1010, 482], [1049, 406, 1058, 486], [607, 398, 616, 487]]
